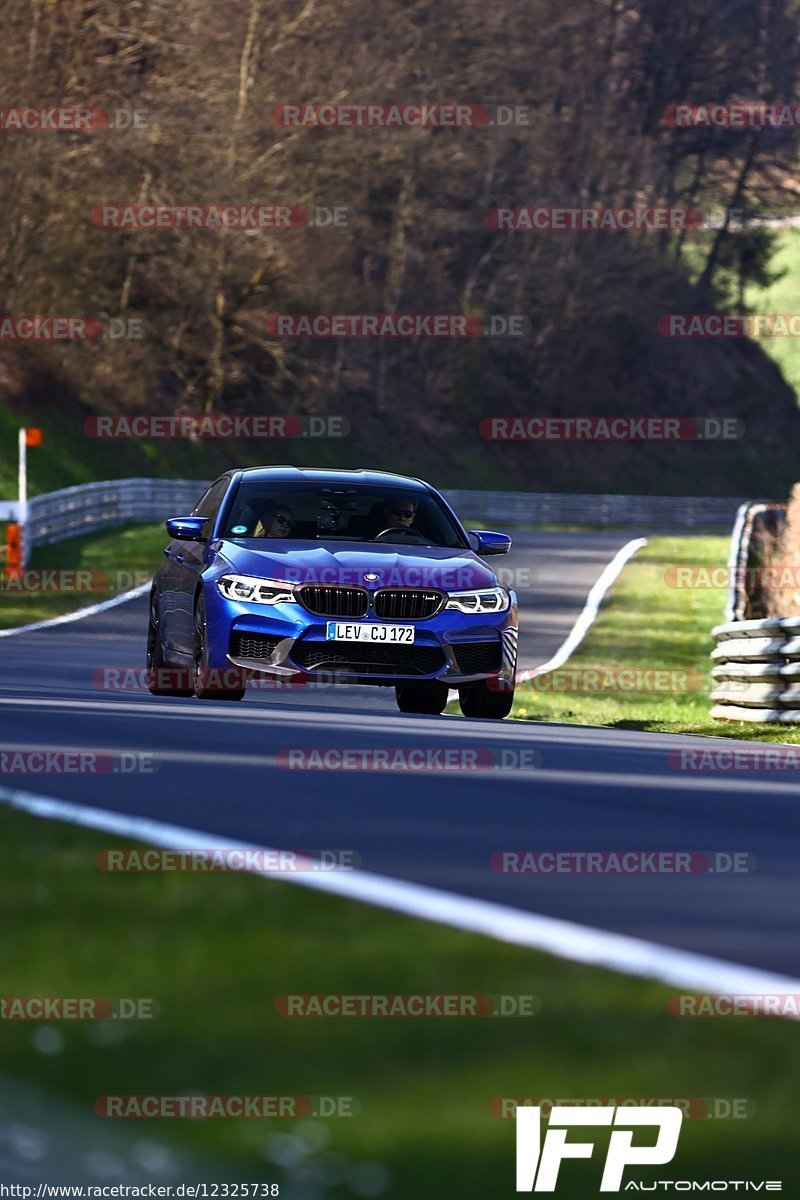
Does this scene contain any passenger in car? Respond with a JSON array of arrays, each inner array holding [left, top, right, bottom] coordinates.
[[254, 503, 295, 537]]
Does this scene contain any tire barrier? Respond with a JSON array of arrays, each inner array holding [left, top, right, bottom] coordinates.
[[710, 616, 800, 722]]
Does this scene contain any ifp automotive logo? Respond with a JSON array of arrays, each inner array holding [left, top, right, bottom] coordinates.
[[516, 1105, 682, 1192], [514, 1104, 782, 1192]]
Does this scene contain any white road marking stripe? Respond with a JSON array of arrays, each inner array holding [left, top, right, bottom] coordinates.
[[0, 741, 281, 770], [0, 694, 520, 729], [0, 584, 151, 638], [0, 740, 795, 794], [3, 701, 800, 795], [1, 784, 798, 1009], [519, 537, 647, 680]]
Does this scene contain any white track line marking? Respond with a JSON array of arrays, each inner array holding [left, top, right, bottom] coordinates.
[[4, 725, 800, 797], [2, 784, 798, 1010], [519, 537, 647, 680], [0, 584, 151, 638]]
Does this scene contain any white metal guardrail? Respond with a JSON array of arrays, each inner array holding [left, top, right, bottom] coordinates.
[[21, 475, 795, 728], [710, 616, 800, 722], [441, 490, 749, 529], [21, 480, 753, 552], [26, 479, 208, 550]]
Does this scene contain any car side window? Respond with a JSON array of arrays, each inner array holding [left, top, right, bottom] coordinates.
[[192, 478, 229, 526]]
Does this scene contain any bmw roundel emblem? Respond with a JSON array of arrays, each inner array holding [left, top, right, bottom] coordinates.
[[364, 572, 379, 582]]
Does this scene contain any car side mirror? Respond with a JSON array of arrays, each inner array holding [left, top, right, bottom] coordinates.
[[468, 529, 512, 555], [166, 516, 210, 542]]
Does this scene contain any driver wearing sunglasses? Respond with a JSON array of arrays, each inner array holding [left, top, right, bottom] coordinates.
[[382, 498, 418, 529]]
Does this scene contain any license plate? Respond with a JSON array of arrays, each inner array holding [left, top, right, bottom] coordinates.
[[326, 622, 415, 644]]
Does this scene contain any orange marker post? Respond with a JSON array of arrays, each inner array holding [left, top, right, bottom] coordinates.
[[4, 521, 22, 581]]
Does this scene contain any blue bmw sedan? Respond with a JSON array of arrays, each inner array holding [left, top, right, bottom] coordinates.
[[147, 467, 518, 717]]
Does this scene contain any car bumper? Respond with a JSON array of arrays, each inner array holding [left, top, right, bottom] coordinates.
[[205, 585, 518, 688]]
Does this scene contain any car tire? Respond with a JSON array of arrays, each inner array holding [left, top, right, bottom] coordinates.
[[395, 682, 450, 715], [458, 678, 514, 719], [193, 593, 246, 702], [146, 591, 194, 696]]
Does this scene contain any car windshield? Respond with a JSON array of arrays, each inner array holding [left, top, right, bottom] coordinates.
[[221, 481, 467, 548]]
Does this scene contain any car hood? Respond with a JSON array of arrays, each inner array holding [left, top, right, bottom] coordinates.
[[217, 539, 497, 591]]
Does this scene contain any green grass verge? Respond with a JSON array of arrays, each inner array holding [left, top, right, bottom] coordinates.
[[0, 804, 797, 1196], [510, 535, 800, 741], [0, 523, 164, 629]]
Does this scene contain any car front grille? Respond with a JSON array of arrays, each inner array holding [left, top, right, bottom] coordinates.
[[230, 632, 282, 661], [373, 589, 444, 620], [452, 641, 502, 674], [291, 641, 446, 677], [298, 586, 369, 618]]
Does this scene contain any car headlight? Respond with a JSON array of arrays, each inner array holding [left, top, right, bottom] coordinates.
[[217, 575, 297, 605], [445, 586, 510, 614]]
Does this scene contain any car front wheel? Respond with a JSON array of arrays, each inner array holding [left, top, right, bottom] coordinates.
[[146, 591, 194, 696], [193, 593, 246, 702]]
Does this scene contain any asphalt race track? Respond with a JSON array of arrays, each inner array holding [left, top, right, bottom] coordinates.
[[1, 529, 799, 979]]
